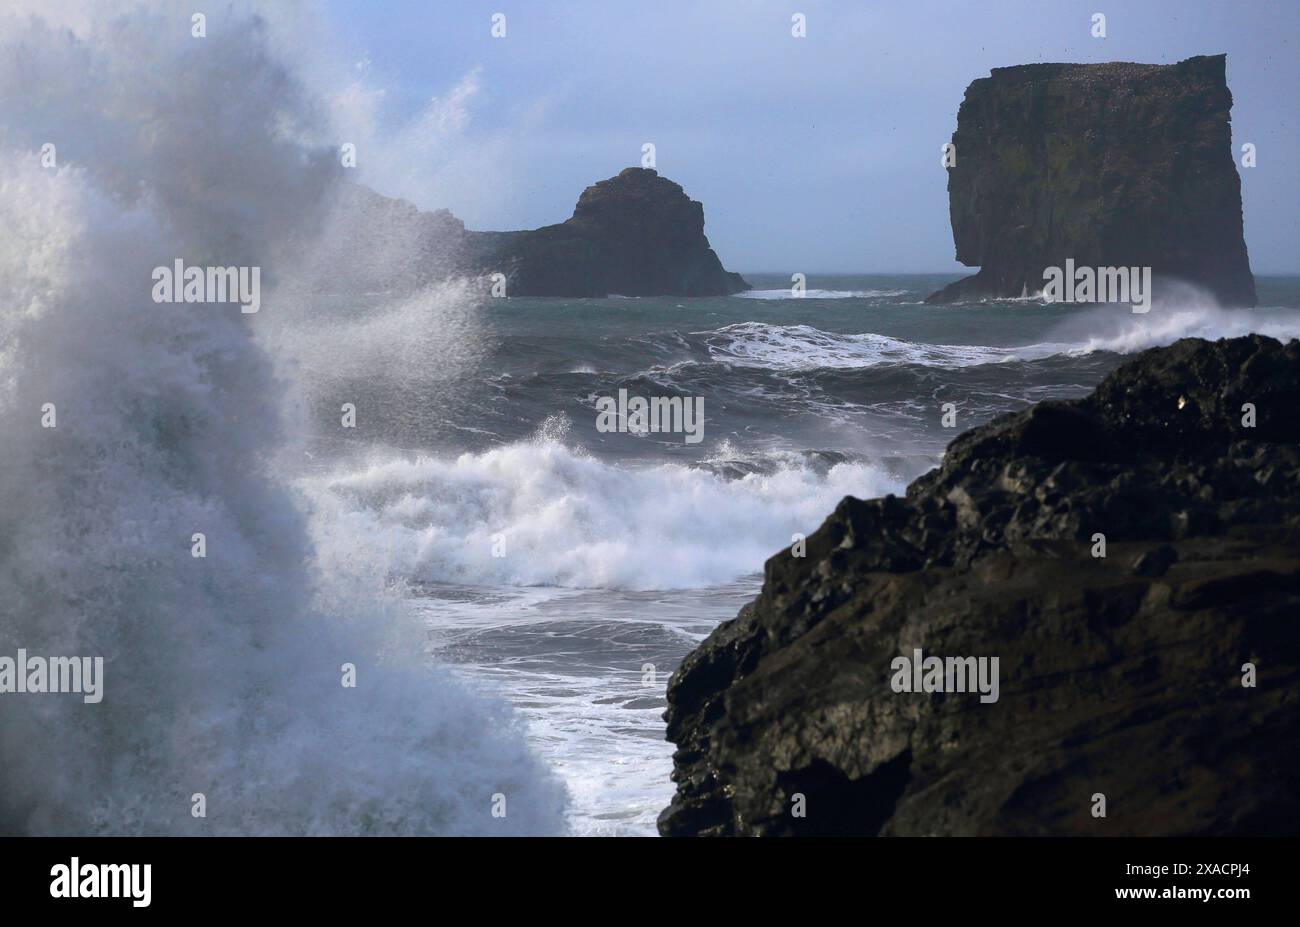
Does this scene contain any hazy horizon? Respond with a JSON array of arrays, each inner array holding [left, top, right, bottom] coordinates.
[[320, 0, 1299, 275]]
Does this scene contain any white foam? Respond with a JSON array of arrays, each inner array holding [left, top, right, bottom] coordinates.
[[301, 433, 904, 592], [0, 3, 565, 835], [735, 288, 908, 300], [1044, 281, 1300, 355], [703, 322, 1067, 371], [707, 288, 1300, 375]]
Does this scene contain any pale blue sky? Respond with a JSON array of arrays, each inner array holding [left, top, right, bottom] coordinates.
[[321, 0, 1299, 273]]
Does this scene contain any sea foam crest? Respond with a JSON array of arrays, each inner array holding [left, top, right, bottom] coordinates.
[[0, 3, 565, 835], [302, 432, 904, 592]]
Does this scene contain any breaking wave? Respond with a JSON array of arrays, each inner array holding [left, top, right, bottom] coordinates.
[[702, 322, 1068, 370], [0, 3, 566, 835], [1043, 282, 1300, 354], [703, 293, 1300, 376], [302, 431, 904, 591]]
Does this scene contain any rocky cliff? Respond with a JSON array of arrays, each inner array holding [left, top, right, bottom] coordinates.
[[315, 168, 747, 297], [927, 55, 1256, 306], [463, 168, 748, 297], [659, 335, 1300, 836]]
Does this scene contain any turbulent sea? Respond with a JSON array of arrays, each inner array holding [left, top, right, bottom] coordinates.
[[8, 4, 1298, 840], [274, 273, 1300, 835]]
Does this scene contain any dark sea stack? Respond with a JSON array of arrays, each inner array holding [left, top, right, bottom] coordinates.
[[927, 54, 1256, 306], [325, 169, 747, 297], [658, 335, 1300, 837], [464, 168, 749, 296]]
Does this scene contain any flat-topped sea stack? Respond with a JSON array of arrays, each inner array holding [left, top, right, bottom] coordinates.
[[927, 55, 1256, 306]]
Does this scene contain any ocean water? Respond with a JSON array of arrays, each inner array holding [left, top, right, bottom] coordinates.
[[0, 7, 577, 837], [271, 273, 1300, 835], [5, 3, 1298, 838]]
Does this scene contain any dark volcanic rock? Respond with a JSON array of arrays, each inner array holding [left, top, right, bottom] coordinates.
[[659, 335, 1300, 837], [317, 169, 747, 297], [464, 168, 749, 297], [927, 55, 1256, 306]]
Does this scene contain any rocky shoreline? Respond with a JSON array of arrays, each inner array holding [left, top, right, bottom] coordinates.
[[659, 335, 1300, 836]]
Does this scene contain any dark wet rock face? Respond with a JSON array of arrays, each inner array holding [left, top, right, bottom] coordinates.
[[464, 168, 748, 297], [320, 168, 747, 297], [928, 55, 1256, 306], [658, 335, 1300, 836]]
